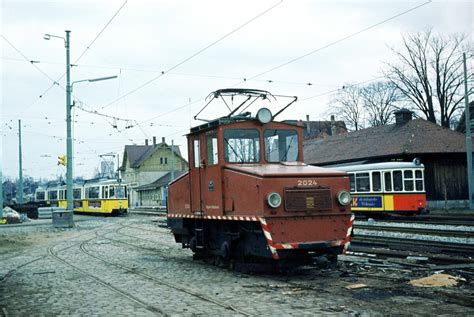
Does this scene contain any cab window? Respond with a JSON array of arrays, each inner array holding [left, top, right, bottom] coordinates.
[[36, 191, 45, 200], [415, 170, 424, 191], [206, 133, 218, 165], [73, 188, 82, 200], [115, 186, 126, 199], [224, 129, 260, 163], [404, 170, 414, 191], [264, 129, 298, 162], [349, 174, 355, 192], [355, 172, 370, 192], [193, 139, 200, 168], [372, 172, 381, 192], [393, 170, 403, 191], [384, 172, 392, 191]]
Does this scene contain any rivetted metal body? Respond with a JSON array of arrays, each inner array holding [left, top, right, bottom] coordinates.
[[167, 89, 353, 267]]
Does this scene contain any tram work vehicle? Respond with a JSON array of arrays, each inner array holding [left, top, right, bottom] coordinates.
[[334, 160, 427, 215], [167, 88, 354, 269]]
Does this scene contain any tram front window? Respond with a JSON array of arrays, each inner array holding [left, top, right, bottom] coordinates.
[[264, 129, 298, 162], [115, 186, 126, 199], [224, 129, 260, 163]]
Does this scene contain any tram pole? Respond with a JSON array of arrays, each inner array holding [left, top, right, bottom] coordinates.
[[18, 119, 24, 204], [463, 52, 473, 210], [171, 139, 175, 181], [0, 163, 4, 218]]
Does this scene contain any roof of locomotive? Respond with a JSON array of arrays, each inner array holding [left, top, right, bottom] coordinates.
[[188, 117, 301, 135], [225, 162, 347, 177]]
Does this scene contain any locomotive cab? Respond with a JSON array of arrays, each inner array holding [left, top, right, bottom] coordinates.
[[167, 89, 353, 269]]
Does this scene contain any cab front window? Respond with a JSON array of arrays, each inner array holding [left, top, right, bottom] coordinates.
[[224, 129, 260, 163], [264, 129, 298, 162]]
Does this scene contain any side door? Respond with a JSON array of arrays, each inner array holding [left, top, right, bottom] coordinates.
[[200, 131, 222, 216], [189, 135, 203, 213]]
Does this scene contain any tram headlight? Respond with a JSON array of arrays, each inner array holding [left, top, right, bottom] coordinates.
[[257, 107, 272, 124], [337, 190, 351, 206], [267, 192, 282, 208]]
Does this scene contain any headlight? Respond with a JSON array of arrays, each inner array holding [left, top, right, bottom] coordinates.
[[337, 190, 351, 206], [256, 107, 272, 124], [267, 192, 282, 208]]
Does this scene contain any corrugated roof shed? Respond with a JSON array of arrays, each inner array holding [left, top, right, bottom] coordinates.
[[304, 118, 469, 165]]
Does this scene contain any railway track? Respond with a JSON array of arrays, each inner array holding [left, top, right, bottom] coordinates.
[[88, 224, 252, 316], [356, 214, 474, 226], [354, 223, 474, 238]]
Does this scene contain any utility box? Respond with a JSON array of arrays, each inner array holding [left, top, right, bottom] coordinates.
[[52, 208, 74, 228]]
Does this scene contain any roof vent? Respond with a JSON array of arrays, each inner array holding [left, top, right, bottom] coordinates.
[[394, 108, 413, 125]]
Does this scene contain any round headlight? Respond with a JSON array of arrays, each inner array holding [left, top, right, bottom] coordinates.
[[256, 107, 272, 124], [267, 192, 282, 208], [337, 190, 351, 206]]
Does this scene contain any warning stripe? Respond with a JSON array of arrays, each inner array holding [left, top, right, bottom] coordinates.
[[167, 213, 259, 221], [342, 213, 355, 254]]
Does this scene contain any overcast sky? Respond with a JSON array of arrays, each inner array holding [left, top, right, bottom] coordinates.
[[1, 0, 472, 180]]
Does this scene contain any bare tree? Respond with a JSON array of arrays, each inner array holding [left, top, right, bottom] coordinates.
[[329, 84, 365, 131], [385, 29, 469, 127], [360, 81, 400, 127]]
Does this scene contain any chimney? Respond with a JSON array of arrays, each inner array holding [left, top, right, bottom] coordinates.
[[330, 115, 336, 136], [145, 139, 149, 146], [153, 136, 156, 145], [162, 137, 165, 144], [394, 109, 413, 125], [306, 114, 310, 135]]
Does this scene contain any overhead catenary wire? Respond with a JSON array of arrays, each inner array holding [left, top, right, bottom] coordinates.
[[3, 0, 128, 122], [99, 0, 284, 111], [99, 0, 433, 133], [238, 0, 433, 84]]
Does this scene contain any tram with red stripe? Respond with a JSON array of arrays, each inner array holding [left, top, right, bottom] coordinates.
[[333, 160, 427, 215], [167, 89, 354, 270]]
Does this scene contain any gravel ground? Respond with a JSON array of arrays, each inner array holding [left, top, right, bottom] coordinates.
[[1, 214, 473, 316]]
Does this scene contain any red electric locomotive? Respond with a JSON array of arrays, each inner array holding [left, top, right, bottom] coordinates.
[[167, 88, 354, 270]]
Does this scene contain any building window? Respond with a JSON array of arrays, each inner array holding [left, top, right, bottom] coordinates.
[[165, 157, 168, 165], [160, 157, 163, 165]]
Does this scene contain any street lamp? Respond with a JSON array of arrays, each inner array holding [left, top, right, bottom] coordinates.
[[72, 76, 118, 91], [44, 30, 117, 214]]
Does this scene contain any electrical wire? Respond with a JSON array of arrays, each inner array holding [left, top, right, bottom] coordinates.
[[99, 0, 284, 111], [3, 0, 128, 122], [239, 0, 433, 84]]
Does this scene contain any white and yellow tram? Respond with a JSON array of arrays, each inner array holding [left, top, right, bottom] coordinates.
[[37, 179, 128, 215]]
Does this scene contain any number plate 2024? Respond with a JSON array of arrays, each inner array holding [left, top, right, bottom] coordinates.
[[297, 179, 318, 186]]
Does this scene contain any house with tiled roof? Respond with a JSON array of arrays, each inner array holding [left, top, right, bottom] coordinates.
[[284, 115, 347, 140], [120, 137, 187, 208], [304, 109, 470, 208]]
